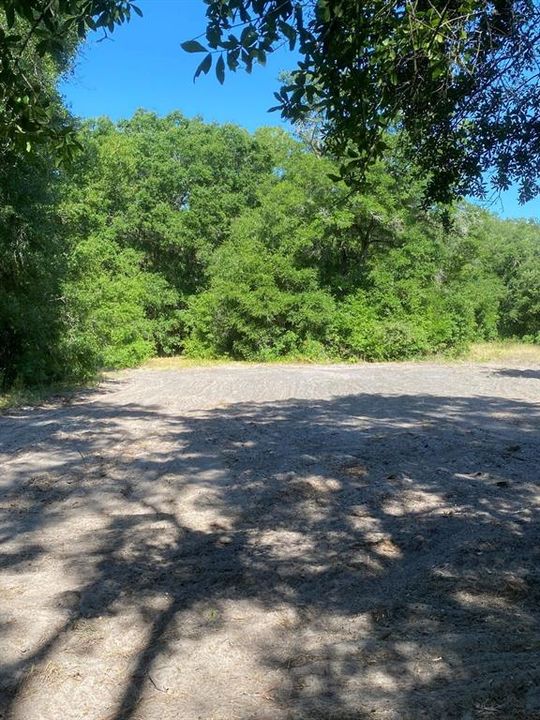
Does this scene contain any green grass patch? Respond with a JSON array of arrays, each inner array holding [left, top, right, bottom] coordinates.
[[0, 379, 100, 414]]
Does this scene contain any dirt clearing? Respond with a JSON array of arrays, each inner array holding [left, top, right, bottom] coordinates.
[[0, 362, 539, 720]]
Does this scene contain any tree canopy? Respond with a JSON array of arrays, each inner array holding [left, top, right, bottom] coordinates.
[[188, 0, 540, 204], [3, 109, 538, 388], [2, 1, 540, 203], [0, 0, 139, 153], [0, 2, 538, 390]]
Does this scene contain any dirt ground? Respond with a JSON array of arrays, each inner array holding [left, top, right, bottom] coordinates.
[[0, 361, 539, 720]]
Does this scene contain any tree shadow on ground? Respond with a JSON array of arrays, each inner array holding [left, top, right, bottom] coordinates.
[[0, 386, 539, 720], [493, 368, 540, 380]]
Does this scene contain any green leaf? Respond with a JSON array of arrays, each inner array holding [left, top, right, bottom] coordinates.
[[5, 4, 15, 28], [226, 49, 239, 71], [181, 39, 207, 53], [194, 53, 212, 80], [278, 21, 297, 50], [240, 25, 257, 48], [206, 25, 220, 48], [216, 54, 225, 84]]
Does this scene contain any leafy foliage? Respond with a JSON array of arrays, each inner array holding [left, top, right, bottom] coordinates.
[[0, 0, 141, 153], [0, 146, 67, 387], [2, 1, 539, 205], [183, 236, 336, 360], [4, 3, 536, 389], [188, 0, 540, 204], [460, 207, 540, 341], [1, 111, 538, 388], [58, 111, 274, 368]]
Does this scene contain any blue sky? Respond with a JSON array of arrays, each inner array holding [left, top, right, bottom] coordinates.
[[59, 0, 539, 221], [60, 0, 293, 130]]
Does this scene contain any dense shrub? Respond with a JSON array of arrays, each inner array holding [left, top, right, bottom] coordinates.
[[183, 237, 336, 360], [62, 236, 178, 368], [0, 148, 73, 388]]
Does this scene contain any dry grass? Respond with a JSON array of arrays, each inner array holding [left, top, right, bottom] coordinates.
[[0, 379, 99, 414], [143, 356, 241, 370], [2, 342, 537, 412], [143, 342, 540, 372], [142, 355, 339, 370], [0, 385, 68, 414], [463, 341, 540, 364]]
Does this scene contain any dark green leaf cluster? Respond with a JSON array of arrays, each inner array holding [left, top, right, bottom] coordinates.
[[187, 0, 540, 204], [2, 0, 539, 207], [59, 115, 540, 370], [0, 142, 92, 388], [57, 111, 274, 370], [0, 0, 141, 153]]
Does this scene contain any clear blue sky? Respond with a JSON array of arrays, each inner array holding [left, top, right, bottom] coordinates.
[[60, 0, 539, 221], [60, 0, 293, 130]]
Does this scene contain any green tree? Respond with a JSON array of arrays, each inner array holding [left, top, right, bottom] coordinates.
[[0, 4, 84, 388], [0, 145, 68, 387], [187, 0, 540, 204], [183, 234, 336, 360], [3, 1, 539, 204], [462, 209, 540, 340], [2, 104, 537, 388], [182, 125, 517, 362], [0, 0, 140, 152], [60, 111, 274, 360]]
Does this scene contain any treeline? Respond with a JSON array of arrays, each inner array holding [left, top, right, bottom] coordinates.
[[1, 109, 539, 389]]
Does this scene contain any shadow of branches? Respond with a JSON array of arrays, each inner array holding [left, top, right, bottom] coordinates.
[[0, 378, 539, 720], [494, 368, 540, 380]]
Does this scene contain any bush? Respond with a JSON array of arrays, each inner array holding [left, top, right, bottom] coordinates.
[[183, 237, 336, 360], [4, 112, 538, 389], [63, 236, 179, 369]]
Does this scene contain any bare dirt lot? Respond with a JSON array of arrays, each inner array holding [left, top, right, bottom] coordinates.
[[1, 362, 539, 720]]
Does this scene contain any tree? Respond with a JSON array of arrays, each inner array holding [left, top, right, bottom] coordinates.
[[0, 141, 68, 387], [59, 111, 274, 363], [182, 125, 511, 362], [184, 0, 540, 204], [3, 1, 539, 203], [0, 0, 140, 153]]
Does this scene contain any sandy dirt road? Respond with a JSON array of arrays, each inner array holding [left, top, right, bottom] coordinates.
[[0, 362, 539, 720]]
